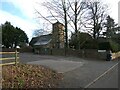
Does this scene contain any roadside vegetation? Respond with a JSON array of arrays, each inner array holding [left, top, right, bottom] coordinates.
[[2, 64, 63, 88]]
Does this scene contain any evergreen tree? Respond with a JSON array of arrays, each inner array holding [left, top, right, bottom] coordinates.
[[104, 15, 117, 38], [2, 21, 28, 48]]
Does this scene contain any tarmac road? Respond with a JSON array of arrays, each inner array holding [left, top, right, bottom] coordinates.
[[88, 65, 118, 88], [86, 63, 119, 88], [19, 53, 119, 88]]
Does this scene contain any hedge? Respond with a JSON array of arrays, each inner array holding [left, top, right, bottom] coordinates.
[[98, 40, 120, 52]]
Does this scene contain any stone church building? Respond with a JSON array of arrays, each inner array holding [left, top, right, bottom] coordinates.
[[29, 21, 65, 53], [51, 21, 65, 48]]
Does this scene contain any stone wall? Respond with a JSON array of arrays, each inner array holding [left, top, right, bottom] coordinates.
[[34, 48, 108, 60], [4, 48, 119, 60], [112, 51, 120, 60]]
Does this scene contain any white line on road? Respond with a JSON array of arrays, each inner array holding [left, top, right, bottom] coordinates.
[[84, 62, 119, 88]]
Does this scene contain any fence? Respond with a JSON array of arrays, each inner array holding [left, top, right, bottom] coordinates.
[[0, 50, 19, 66]]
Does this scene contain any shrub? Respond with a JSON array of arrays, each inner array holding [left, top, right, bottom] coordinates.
[[82, 39, 98, 49], [98, 42, 110, 50], [109, 40, 119, 52], [19, 46, 33, 53], [98, 40, 119, 52]]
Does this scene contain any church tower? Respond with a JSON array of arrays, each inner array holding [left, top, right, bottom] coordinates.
[[52, 21, 65, 48]]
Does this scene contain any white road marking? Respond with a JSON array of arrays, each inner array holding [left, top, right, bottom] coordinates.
[[84, 62, 119, 88]]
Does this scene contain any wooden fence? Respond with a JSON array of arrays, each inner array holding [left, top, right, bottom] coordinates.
[[0, 50, 19, 66]]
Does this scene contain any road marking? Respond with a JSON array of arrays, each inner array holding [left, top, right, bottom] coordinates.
[[84, 62, 119, 88]]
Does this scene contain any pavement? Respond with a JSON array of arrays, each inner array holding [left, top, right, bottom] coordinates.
[[19, 53, 119, 88]]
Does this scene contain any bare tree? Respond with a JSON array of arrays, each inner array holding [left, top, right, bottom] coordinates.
[[62, 0, 68, 49], [35, 0, 69, 49], [33, 29, 45, 37], [83, 0, 108, 39], [66, 0, 87, 49], [67, 0, 86, 33], [35, 0, 87, 49]]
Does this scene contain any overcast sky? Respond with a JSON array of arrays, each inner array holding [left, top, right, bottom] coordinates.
[[0, 0, 120, 41]]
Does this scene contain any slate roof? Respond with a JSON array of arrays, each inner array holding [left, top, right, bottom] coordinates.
[[29, 34, 52, 46]]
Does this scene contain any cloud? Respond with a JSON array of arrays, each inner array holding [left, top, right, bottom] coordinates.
[[0, 0, 49, 41], [3, 0, 45, 19], [0, 0, 53, 40], [1, 0, 119, 41], [106, 0, 119, 23], [0, 10, 39, 41]]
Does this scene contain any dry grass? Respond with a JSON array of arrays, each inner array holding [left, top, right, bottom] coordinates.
[[2, 63, 63, 89]]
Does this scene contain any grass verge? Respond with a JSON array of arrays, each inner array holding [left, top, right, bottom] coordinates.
[[2, 63, 63, 89]]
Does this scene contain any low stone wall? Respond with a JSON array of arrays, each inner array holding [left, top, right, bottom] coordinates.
[[112, 51, 120, 60], [66, 49, 82, 57], [81, 49, 107, 60], [34, 48, 107, 60], [52, 49, 65, 56]]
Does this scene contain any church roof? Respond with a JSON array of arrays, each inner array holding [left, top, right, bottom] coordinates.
[[29, 34, 52, 46]]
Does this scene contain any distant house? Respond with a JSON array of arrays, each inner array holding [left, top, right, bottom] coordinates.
[[29, 21, 65, 53]]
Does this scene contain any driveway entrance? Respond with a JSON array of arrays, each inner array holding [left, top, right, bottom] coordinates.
[[19, 53, 119, 88]]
